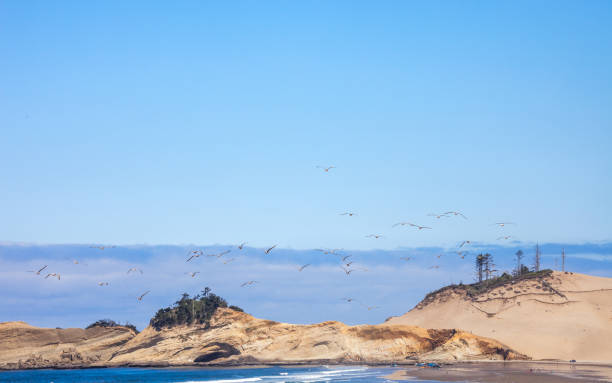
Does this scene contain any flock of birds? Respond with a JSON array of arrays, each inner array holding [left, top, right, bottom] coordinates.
[[26, 165, 516, 315]]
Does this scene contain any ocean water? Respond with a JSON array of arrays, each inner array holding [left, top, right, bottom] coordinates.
[[0, 366, 431, 383]]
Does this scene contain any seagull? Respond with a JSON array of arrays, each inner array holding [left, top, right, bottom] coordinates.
[[400, 257, 411, 261], [393, 222, 431, 230], [315, 248, 342, 255], [241, 280, 258, 287], [316, 165, 335, 172], [186, 250, 204, 262], [497, 235, 512, 240], [90, 245, 116, 250], [344, 261, 354, 267], [365, 234, 384, 239], [137, 291, 150, 301], [339, 212, 357, 217], [429, 265, 440, 269], [265, 245, 277, 255], [444, 211, 467, 219], [185, 271, 200, 277], [237, 242, 247, 250], [98, 282, 109, 286], [214, 250, 232, 258], [367, 306, 379, 311], [493, 222, 515, 227], [223, 258, 235, 264], [455, 251, 468, 259], [342, 297, 355, 303], [436, 254, 444, 259], [28, 265, 48, 275], [45, 273, 60, 280], [298, 264, 310, 272], [127, 267, 143, 274], [341, 266, 354, 275], [428, 213, 449, 219], [341, 255, 352, 262], [459, 240, 472, 248]]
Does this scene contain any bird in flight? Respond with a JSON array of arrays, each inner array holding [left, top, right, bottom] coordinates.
[[342, 297, 355, 303], [339, 212, 357, 217], [436, 254, 444, 259], [341, 266, 354, 275], [265, 245, 277, 255], [213, 250, 232, 258], [127, 267, 143, 274], [298, 264, 310, 272], [28, 265, 48, 275], [90, 245, 116, 250], [493, 222, 515, 227], [428, 213, 449, 219], [400, 257, 411, 261], [315, 248, 342, 255], [341, 255, 352, 262], [241, 280, 258, 287], [186, 250, 204, 262], [344, 261, 354, 267], [185, 271, 200, 278], [237, 242, 247, 250], [367, 306, 379, 311], [455, 251, 468, 259], [316, 165, 335, 172], [459, 240, 472, 248], [137, 291, 150, 301], [393, 222, 432, 230], [444, 211, 467, 219], [45, 273, 60, 280], [365, 234, 384, 239], [429, 265, 440, 269], [98, 282, 109, 286], [223, 258, 235, 264], [497, 235, 512, 240]]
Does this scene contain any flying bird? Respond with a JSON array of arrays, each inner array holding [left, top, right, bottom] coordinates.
[[90, 245, 116, 250], [339, 212, 357, 217], [214, 250, 232, 258], [341, 266, 354, 275], [45, 273, 60, 280], [393, 222, 431, 230], [315, 248, 342, 255], [429, 265, 440, 269], [186, 250, 204, 262], [341, 255, 352, 262], [493, 222, 515, 227], [127, 267, 143, 274], [455, 251, 468, 259], [365, 234, 384, 239], [497, 235, 512, 240], [436, 254, 444, 259], [316, 165, 335, 172], [137, 291, 150, 301], [223, 258, 235, 264], [28, 265, 48, 275], [98, 282, 109, 286], [342, 297, 355, 303], [428, 213, 449, 219], [241, 280, 258, 287], [444, 211, 467, 219], [265, 245, 277, 255], [237, 242, 247, 250], [344, 261, 354, 267], [367, 306, 379, 311], [400, 257, 411, 261], [298, 264, 311, 272], [185, 272, 200, 277], [459, 240, 472, 248]]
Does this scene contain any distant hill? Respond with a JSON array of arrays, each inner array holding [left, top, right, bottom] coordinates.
[[386, 271, 612, 362]]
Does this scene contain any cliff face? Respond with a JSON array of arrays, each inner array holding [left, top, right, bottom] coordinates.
[[106, 308, 527, 366], [386, 271, 612, 362], [0, 321, 136, 369]]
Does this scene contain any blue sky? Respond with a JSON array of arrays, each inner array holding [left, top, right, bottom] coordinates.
[[0, 2, 611, 328]]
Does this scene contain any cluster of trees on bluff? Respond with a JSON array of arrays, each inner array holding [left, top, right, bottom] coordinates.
[[149, 287, 243, 330]]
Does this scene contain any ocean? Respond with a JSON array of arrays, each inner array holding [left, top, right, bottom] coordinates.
[[0, 366, 428, 383]]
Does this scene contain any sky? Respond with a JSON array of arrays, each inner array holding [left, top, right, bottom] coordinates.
[[0, 2, 611, 328]]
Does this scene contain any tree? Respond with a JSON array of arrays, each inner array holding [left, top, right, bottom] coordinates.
[[482, 253, 494, 281], [475, 254, 485, 283], [515, 250, 524, 276], [534, 244, 541, 272]]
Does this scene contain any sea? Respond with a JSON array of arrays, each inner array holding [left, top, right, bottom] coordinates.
[[0, 366, 435, 383]]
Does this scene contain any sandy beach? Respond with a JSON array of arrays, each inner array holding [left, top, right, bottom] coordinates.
[[386, 361, 612, 382]]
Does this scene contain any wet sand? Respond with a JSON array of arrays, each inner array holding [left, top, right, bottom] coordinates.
[[385, 361, 612, 382]]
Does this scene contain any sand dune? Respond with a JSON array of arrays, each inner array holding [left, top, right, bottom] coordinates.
[[386, 271, 612, 362]]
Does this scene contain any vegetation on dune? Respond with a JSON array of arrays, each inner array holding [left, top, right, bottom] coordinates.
[[149, 287, 243, 330], [86, 319, 139, 334]]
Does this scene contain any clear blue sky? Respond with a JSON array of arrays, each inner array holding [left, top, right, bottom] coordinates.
[[1, 1, 611, 250]]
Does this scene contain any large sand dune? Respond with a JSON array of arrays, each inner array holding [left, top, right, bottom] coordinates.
[[386, 271, 612, 362]]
